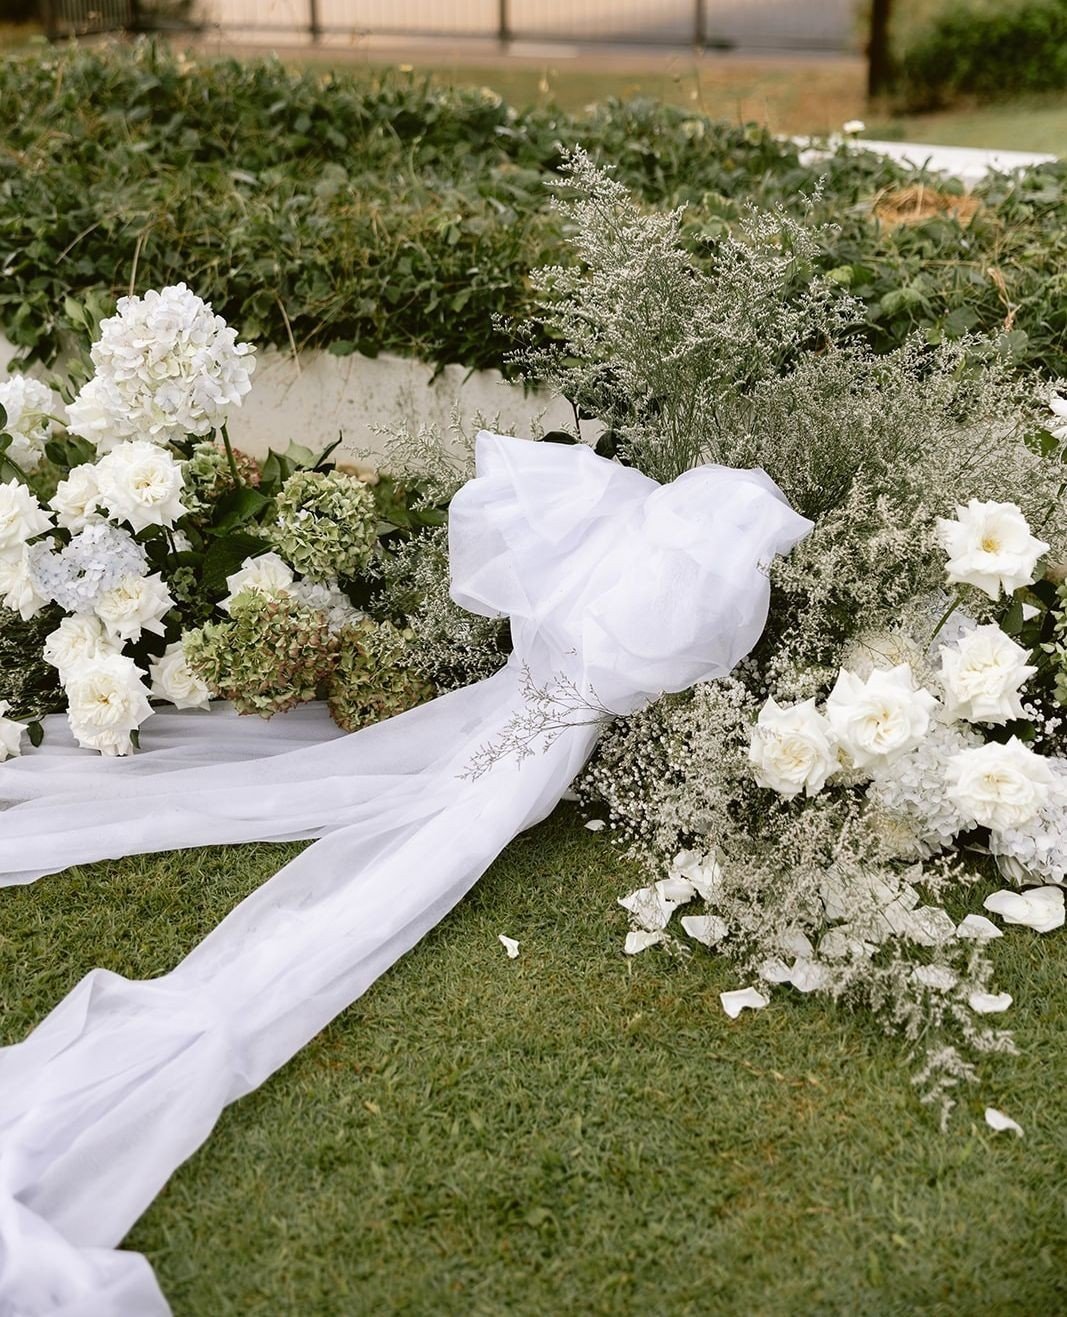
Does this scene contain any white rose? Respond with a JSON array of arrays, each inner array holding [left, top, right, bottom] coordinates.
[[946, 737, 1055, 832], [49, 463, 102, 531], [939, 624, 1036, 724], [936, 500, 1049, 600], [0, 375, 58, 472], [0, 482, 52, 558], [0, 699, 27, 760], [94, 572, 174, 642], [149, 640, 211, 710], [64, 653, 152, 756], [94, 440, 187, 533], [43, 615, 119, 678], [749, 697, 838, 798], [842, 119, 866, 134], [220, 551, 294, 613], [0, 547, 47, 620], [825, 664, 937, 771], [1049, 394, 1067, 441]]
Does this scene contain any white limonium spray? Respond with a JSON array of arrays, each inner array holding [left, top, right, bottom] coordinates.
[[94, 440, 187, 532], [63, 652, 153, 756], [66, 284, 256, 451], [49, 463, 102, 531], [219, 552, 294, 613], [946, 738, 1055, 832], [939, 624, 1036, 724], [748, 696, 837, 798], [825, 664, 938, 772], [149, 640, 211, 710], [94, 572, 174, 643], [0, 375, 61, 473], [0, 482, 52, 558], [936, 500, 1049, 600]]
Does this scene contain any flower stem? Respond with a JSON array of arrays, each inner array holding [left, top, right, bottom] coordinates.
[[929, 590, 963, 644], [220, 424, 242, 487]]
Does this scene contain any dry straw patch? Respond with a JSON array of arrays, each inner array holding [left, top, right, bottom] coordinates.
[[872, 183, 981, 228]]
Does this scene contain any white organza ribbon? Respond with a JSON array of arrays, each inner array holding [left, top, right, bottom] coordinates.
[[0, 434, 811, 1312]]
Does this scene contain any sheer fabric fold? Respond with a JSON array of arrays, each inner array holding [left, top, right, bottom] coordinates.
[[0, 433, 811, 1313]]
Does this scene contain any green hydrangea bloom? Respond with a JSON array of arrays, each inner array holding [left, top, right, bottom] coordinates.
[[268, 470, 378, 582], [181, 441, 260, 519], [327, 619, 434, 732], [184, 590, 339, 718]]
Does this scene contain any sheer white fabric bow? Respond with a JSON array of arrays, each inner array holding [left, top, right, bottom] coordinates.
[[0, 433, 811, 1313]]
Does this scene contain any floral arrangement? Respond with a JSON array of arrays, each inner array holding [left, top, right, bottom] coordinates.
[[511, 153, 1067, 1127], [0, 284, 444, 756]]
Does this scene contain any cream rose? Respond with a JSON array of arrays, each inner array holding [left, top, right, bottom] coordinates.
[[0, 548, 47, 620], [49, 463, 102, 532], [64, 653, 153, 756], [94, 440, 187, 533], [946, 737, 1055, 832], [43, 615, 120, 678], [825, 664, 937, 771], [936, 500, 1048, 600], [0, 482, 52, 558], [939, 624, 1036, 724], [219, 551, 294, 613], [149, 640, 211, 710], [94, 572, 174, 642], [749, 697, 838, 798]]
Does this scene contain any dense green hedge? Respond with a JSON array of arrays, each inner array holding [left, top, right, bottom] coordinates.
[[0, 43, 1064, 378], [900, 0, 1067, 108]]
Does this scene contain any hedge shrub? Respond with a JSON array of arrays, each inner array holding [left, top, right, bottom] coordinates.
[[0, 42, 1064, 379]]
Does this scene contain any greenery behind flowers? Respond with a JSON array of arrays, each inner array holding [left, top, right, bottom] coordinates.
[[0, 42, 1065, 379]]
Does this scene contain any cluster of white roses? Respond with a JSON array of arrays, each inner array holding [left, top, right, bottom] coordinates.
[[66, 283, 255, 451], [0, 286, 257, 757], [747, 497, 1064, 927]]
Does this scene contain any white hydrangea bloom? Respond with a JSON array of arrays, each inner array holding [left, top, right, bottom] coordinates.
[[94, 440, 187, 532], [27, 522, 148, 614], [49, 463, 102, 532], [149, 640, 211, 710], [67, 284, 256, 451], [938, 624, 1036, 724], [94, 572, 174, 642], [987, 757, 1067, 886], [290, 577, 364, 633], [63, 652, 153, 756], [866, 721, 983, 852], [936, 500, 1048, 600], [0, 374, 60, 472], [0, 482, 52, 558]]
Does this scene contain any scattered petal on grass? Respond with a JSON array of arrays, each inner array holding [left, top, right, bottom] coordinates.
[[624, 930, 665, 955], [969, 991, 1012, 1014], [680, 914, 728, 947], [912, 964, 958, 991], [720, 987, 769, 1019], [584, 818, 606, 832], [498, 934, 520, 959], [984, 887, 1065, 934], [956, 913, 1003, 941], [759, 957, 793, 984], [985, 1107, 1023, 1136], [618, 879, 694, 931], [788, 958, 832, 993]]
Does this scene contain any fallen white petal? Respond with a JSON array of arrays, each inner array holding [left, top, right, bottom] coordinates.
[[758, 957, 793, 984], [912, 964, 958, 991], [720, 987, 769, 1019], [788, 958, 832, 993], [985, 1107, 1023, 1136], [956, 913, 1003, 941], [584, 818, 606, 832], [905, 906, 958, 947], [969, 991, 1012, 1014], [780, 928, 815, 959], [618, 886, 673, 931], [680, 913, 728, 947], [624, 929, 665, 956], [498, 934, 520, 959], [656, 876, 696, 905], [984, 886, 1065, 934]]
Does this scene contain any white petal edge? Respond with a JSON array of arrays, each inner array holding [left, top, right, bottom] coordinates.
[[584, 818, 606, 832], [956, 913, 1003, 941], [680, 914, 728, 947], [720, 987, 769, 1019], [498, 934, 520, 959], [624, 930, 665, 956], [984, 887, 1065, 934], [985, 1107, 1023, 1136], [969, 991, 1012, 1014]]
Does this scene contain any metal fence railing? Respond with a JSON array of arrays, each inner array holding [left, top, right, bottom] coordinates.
[[43, 1, 861, 53]]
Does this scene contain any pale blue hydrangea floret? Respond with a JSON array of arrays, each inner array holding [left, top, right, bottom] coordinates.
[[28, 522, 148, 614]]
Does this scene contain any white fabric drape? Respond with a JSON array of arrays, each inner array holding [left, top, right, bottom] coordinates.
[[0, 433, 811, 1314]]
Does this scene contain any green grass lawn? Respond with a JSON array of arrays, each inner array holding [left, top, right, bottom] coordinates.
[[3, 808, 1064, 1315]]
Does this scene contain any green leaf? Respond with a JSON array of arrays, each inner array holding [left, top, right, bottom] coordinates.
[[202, 532, 270, 594], [212, 487, 272, 534], [27, 720, 43, 748]]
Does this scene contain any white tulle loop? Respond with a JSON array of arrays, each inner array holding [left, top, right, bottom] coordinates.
[[0, 434, 811, 1311]]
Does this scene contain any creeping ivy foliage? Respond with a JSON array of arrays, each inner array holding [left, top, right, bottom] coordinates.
[[0, 42, 1064, 379]]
